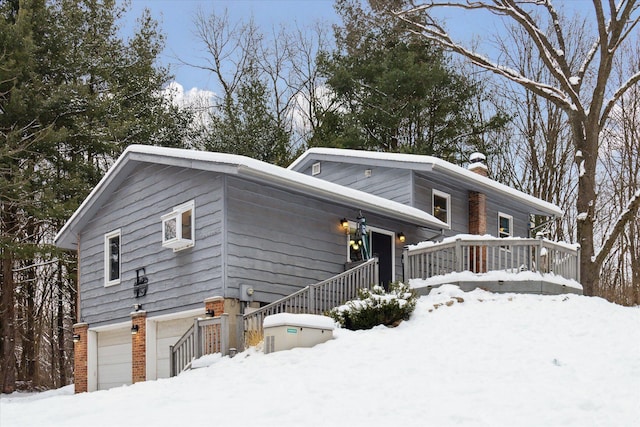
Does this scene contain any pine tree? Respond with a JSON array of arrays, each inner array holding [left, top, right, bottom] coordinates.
[[311, 0, 507, 162], [0, 0, 192, 392]]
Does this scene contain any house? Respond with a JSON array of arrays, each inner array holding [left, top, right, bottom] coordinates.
[[55, 145, 574, 394]]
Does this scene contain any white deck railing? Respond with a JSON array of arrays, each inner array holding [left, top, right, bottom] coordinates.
[[403, 236, 580, 282], [243, 257, 379, 338]]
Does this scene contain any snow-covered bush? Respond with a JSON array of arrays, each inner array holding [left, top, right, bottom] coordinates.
[[328, 282, 417, 330]]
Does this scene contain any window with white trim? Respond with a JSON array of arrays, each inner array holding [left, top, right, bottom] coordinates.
[[312, 162, 321, 176], [432, 190, 451, 226], [104, 229, 121, 287], [162, 200, 195, 251], [498, 212, 513, 238]]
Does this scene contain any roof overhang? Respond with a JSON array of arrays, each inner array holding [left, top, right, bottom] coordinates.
[[289, 148, 563, 218], [54, 145, 448, 250]]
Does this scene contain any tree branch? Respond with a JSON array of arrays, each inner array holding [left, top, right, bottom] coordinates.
[[595, 188, 640, 269]]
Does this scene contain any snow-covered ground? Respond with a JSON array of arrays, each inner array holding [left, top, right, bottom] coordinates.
[[2, 285, 639, 427]]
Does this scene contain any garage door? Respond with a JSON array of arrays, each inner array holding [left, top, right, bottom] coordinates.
[[156, 317, 198, 379], [97, 328, 132, 390]]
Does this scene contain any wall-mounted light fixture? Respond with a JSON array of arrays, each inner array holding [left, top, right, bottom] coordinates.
[[131, 325, 139, 335], [340, 218, 349, 231], [206, 309, 215, 317], [398, 232, 406, 243], [73, 334, 81, 343], [133, 304, 143, 311]]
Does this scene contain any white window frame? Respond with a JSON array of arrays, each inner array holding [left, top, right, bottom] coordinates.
[[432, 189, 451, 226], [161, 200, 195, 251], [104, 229, 121, 287], [311, 162, 321, 176], [498, 212, 513, 238]]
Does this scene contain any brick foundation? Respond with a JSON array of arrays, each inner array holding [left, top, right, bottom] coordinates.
[[204, 296, 225, 317], [73, 323, 89, 394], [131, 311, 146, 384], [203, 297, 225, 353]]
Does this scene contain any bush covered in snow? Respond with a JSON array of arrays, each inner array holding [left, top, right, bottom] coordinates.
[[328, 282, 417, 330]]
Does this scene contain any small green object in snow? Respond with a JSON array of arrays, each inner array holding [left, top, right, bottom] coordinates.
[[286, 328, 297, 334]]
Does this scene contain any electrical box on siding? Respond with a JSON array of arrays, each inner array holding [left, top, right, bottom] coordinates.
[[263, 313, 334, 354]]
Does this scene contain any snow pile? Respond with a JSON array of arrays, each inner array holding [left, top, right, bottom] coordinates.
[[2, 286, 639, 427], [411, 269, 583, 291]]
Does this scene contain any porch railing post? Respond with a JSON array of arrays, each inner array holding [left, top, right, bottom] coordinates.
[[193, 318, 201, 359], [220, 314, 229, 356], [308, 285, 315, 314], [373, 257, 379, 286], [169, 345, 175, 377], [576, 244, 581, 283], [455, 238, 463, 272], [402, 247, 409, 282], [236, 314, 245, 352]]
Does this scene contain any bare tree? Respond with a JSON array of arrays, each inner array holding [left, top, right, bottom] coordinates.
[[190, 8, 331, 157], [597, 41, 640, 304], [397, 0, 640, 297]]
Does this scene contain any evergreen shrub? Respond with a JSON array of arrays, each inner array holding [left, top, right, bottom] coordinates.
[[328, 282, 417, 330]]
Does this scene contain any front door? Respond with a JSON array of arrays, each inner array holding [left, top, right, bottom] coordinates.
[[371, 231, 393, 290]]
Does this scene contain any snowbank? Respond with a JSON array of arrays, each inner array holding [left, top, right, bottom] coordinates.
[[2, 287, 638, 427]]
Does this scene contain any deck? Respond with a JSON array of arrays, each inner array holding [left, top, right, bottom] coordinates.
[[403, 235, 582, 296]]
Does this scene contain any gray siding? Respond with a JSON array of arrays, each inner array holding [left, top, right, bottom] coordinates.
[[486, 198, 531, 238], [79, 163, 224, 326], [301, 162, 412, 205], [225, 176, 413, 303], [413, 172, 468, 235]]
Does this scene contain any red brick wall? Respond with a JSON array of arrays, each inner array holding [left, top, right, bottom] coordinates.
[[469, 191, 487, 273], [131, 312, 146, 384], [73, 323, 89, 394], [203, 297, 225, 353], [204, 296, 224, 317]]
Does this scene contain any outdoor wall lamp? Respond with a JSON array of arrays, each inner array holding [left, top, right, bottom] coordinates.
[[206, 309, 215, 317], [73, 334, 81, 343], [340, 218, 349, 231], [131, 325, 139, 335], [398, 232, 406, 243]]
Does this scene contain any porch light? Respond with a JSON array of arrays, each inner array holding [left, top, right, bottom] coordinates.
[[340, 218, 349, 231], [131, 325, 139, 335], [206, 309, 215, 317], [73, 334, 81, 343], [398, 232, 406, 243]]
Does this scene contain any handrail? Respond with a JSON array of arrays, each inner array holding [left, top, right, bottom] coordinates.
[[243, 257, 379, 339], [170, 314, 229, 377], [403, 236, 580, 283]]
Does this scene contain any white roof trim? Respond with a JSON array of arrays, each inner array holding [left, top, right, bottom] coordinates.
[[54, 145, 448, 249], [289, 148, 563, 217]]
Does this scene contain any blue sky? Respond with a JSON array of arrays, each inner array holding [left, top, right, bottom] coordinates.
[[121, 0, 338, 92]]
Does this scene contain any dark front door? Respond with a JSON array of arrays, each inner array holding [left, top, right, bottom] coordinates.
[[371, 232, 393, 290]]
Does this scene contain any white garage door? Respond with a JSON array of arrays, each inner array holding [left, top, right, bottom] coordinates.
[[97, 328, 132, 390], [156, 317, 198, 379]]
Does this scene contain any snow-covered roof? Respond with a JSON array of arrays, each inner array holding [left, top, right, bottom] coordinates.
[[54, 145, 449, 249], [289, 148, 563, 217]]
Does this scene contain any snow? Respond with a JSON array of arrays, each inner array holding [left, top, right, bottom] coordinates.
[[577, 212, 588, 221], [55, 145, 449, 249], [410, 270, 583, 291], [3, 286, 638, 427], [289, 148, 563, 217], [263, 313, 335, 329], [569, 76, 580, 85], [407, 234, 579, 252]]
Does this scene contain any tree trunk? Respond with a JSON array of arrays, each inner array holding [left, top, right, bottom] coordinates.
[[57, 261, 66, 387], [1, 250, 16, 394]]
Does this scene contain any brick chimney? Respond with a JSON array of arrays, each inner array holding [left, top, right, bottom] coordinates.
[[468, 152, 487, 272], [468, 152, 488, 177]]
